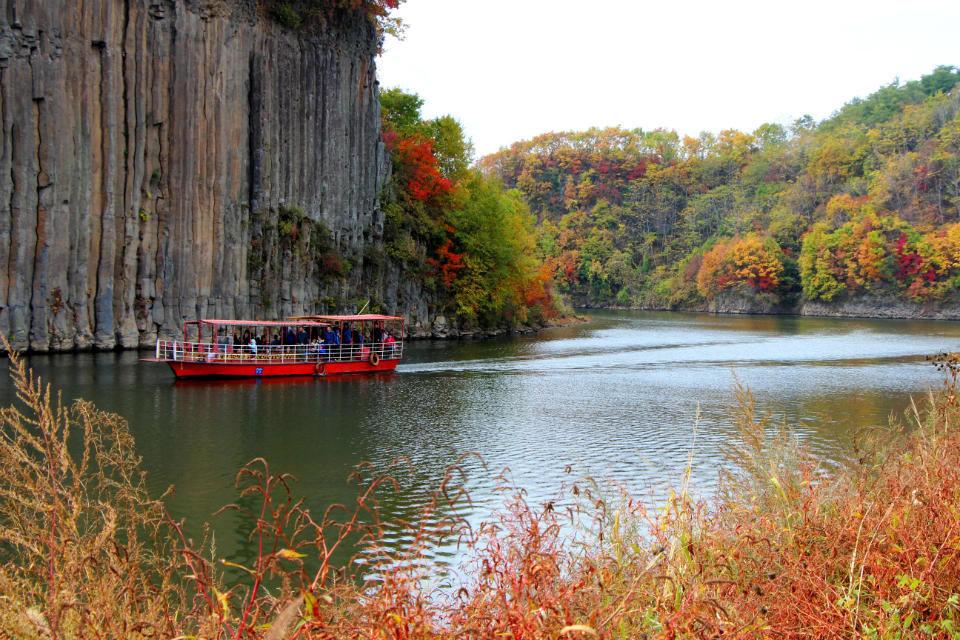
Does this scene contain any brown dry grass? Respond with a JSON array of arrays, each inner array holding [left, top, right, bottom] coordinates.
[[0, 343, 206, 638]]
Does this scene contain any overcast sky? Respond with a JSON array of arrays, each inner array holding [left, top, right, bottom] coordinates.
[[376, 0, 960, 157]]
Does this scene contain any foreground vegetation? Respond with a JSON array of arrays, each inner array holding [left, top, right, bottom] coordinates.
[[2, 349, 959, 638], [481, 66, 960, 311]]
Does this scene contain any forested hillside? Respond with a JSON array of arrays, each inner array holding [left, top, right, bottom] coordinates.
[[377, 89, 560, 329], [480, 66, 960, 314]]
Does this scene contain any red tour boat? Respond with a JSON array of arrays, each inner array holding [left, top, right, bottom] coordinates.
[[145, 314, 405, 379]]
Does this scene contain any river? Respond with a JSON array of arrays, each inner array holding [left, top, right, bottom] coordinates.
[[3, 311, 959, 569]]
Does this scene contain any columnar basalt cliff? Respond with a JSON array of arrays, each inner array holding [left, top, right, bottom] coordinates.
[[0, 0, 437, 352]]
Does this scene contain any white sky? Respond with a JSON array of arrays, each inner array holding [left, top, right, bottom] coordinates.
[[376, 0, 960, 157]]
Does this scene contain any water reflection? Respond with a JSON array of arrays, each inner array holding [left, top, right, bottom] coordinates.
[[2, 311, 958, 568]]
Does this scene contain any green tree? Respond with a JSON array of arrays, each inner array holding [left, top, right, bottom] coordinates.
[[449, 173, 539, 324], [380, 87, 425, 136], [425, 115, 473, 181]]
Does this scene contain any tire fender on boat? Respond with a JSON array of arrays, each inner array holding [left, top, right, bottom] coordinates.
[[315, 363, 326, 376], [369, 352, 380, 367]]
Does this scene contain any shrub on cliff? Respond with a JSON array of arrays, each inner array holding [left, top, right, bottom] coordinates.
[[263, 0, 403, 39], [269, 2, 303, 28]]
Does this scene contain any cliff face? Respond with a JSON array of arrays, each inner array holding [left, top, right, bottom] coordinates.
[[0, 0, 436, 351]]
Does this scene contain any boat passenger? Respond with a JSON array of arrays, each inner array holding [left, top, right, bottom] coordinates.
[[341, 323, 353, 345], [313, 337, 326, 357], [359, 331, 370, 358], [384, 332, 397, 358], [271, 334, 281, 346], [320, 327, 337, 360], [249, 336, 258, 356], [323, 326, 339, 345], [372, 322, 384, 345], [298, 327, 309, 345]]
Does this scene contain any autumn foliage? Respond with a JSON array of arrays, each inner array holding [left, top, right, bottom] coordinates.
[[383, 130, 453, 204], [481, 66, 960, 310], [380, 90, 562, 327], [696, 235, 784, 299], [425, 236, 465, 289], [800, 201, 960, 302]]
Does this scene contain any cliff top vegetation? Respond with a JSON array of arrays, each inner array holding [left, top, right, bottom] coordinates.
[[261, 0, 404, 44]]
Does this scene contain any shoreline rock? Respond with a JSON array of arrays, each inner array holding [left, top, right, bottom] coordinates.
[[410, 313, 588, 342], [587, 294, 960, 322]]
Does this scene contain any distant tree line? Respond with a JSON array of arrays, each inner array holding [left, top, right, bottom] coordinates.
[[479, 65, 960, 309]]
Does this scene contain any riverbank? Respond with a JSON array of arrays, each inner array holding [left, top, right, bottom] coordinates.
[[589, 292, 960, 322], [406, 312, 590, 340], [0, 313, 590, 355], [17, 289, 960, 355], [2, 336, 958, 638]]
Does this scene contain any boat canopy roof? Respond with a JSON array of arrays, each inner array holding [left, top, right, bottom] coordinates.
[[288, 314, 403, 322], [193, 318, 331, 328]]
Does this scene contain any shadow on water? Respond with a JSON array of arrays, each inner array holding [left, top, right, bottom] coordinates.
[[2, 310, 959, 568]]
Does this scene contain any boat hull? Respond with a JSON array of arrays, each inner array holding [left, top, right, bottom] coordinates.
[[164, 358, 400, 379]]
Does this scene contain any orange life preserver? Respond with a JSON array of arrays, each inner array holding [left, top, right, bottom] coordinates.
[[315, 363, 326, 376], [369, 352, 380, 366]]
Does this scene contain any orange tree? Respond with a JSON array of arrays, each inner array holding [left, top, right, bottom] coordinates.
[[696, 235, 785, 300]]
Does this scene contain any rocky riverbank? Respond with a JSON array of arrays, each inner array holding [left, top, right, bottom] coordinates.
[[797, 296, 960, 321], [407, 313, 589, 340], [587, 291, 960, 322]]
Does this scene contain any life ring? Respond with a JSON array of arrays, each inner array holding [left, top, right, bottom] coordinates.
[[369, 352, 380, 366], [315, 363, 326, 376]]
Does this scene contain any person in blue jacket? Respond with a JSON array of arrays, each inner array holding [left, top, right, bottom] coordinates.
[[323, 326, 340, 360]]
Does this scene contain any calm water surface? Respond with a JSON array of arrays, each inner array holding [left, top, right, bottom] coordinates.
[[4, 311, 959, 566]]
